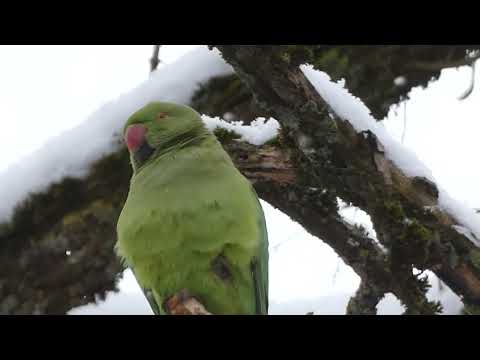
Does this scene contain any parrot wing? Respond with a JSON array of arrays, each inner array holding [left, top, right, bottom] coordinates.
[[251, 195, 269, 315], [130, 268, 162, 315], [142, 286, 162, 315]]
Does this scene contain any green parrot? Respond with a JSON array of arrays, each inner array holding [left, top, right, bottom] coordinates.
[[116, 102, 268, 315]]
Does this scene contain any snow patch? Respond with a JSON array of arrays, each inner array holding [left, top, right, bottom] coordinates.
[[337, 199, 387, 253], [301, 65, 434, 180], [439, 191, 480, 246], [394, 76, 407, 87], [202, 115, 280, 146]]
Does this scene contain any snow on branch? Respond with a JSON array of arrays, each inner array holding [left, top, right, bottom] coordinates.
[[215, 45, 480, 310], [301, 65, 480, 246], [202, 115, 280, 146], [0, 47, 234, 224]]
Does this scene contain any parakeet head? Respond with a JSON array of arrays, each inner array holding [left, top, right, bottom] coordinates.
[[123, 102, 208, 173]]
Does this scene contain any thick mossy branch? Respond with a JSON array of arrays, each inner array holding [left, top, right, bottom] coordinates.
[[203, 46, 480, 121], [215, 45, 480, 310], [258, 181, 439, 314], [347, 281, 385, 315], [302, 45, 480, 119], [0, 199, 125, 314], [2, 45, 480, 314], [0, 149, 131, 314], [0, 137, 423, 314], [190, 74, 266, 124]]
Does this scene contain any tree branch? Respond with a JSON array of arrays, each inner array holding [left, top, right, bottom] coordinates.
[[407, 52, 480, 72], [214, 45, 480, 311], [346, 281, 385, 315], [3, 45, 480, 314], [0, 138, 433, 314], [150, 45, 161, 72]]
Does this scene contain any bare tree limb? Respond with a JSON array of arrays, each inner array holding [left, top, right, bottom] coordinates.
[[346, 281, 385, 315], [407, 52, 480, 72], [0, 138, 434, 314], [150, 45, 161, 72], [214, 45, 480, 311]]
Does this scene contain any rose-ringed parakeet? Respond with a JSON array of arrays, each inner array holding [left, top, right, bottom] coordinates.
[[116, 102, 268, 315]]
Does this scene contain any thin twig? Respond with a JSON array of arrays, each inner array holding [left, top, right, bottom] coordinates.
[[150, 45, 162, 73], [458, 60, 476, 100]]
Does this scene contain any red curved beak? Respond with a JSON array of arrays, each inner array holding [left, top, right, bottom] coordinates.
[[125, 124, 147, 152]]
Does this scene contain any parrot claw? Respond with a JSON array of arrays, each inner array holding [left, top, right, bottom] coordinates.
[[164, 289, 212, 315]]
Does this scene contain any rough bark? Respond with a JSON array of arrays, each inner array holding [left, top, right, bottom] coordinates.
[[1, 45, 479, 314], [214, 45, 480, 313], [0, 139, 442, 314], [0, 150, 131, 314], [346, 281, 385, 315], [192, 46, 480, 122], [302, 45, 479, 119]]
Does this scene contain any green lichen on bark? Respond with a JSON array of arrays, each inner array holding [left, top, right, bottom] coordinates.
[[471, 248, 480, 270], [263, 136, 280, 147], [346, 281, 385, 315], [462, 302, 480, 315], [398, 220, 434, 266], [199, 46, 480, 124], [1, 148, 131, 246], [0, 146, 132, 314], [384, 200, 406, 220], [279, 45, 480, 119], [0, 197, 124, 314], [400, 275, 443, 315], [216, 45, 480, 313], [3, 45, 480, 314], [190, 74, 266, 124], [213, 127, 241, 143]]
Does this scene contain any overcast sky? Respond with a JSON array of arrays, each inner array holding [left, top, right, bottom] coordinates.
[[0, 45, 197, 171], [1, 45, 478, 314]]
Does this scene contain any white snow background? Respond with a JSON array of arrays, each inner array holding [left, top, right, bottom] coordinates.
[[1, 45, 479, 315]]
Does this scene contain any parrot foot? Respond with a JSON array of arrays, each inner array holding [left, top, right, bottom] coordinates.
[[164, 289, 212, 315]]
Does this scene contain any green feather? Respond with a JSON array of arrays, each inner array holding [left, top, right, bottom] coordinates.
[[116, 102, 269, 314]]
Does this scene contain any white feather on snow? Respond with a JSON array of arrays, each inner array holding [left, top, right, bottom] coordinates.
[[0, 46, 234, 223], [300, 65, 480, 246], [202, 115, 280, 146]]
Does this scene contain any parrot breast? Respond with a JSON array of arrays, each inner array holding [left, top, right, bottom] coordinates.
[[116, 134, 268, 314]]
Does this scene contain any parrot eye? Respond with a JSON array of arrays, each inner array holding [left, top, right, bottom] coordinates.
[[156, 112, 168, 122]]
